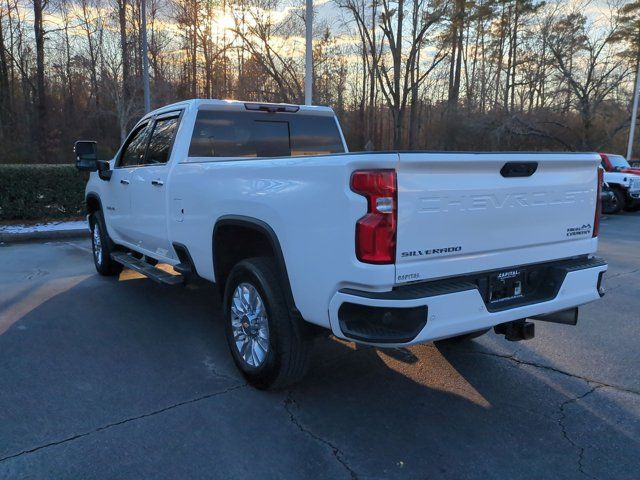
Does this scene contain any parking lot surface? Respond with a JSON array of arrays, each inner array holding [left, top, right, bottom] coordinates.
[[0, 213, 638, 479]]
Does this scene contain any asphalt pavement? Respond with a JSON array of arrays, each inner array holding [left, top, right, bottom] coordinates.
[[0, 213, 638, 479]]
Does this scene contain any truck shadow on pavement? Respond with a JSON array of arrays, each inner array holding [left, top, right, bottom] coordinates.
[[0, 273, 638, 479]]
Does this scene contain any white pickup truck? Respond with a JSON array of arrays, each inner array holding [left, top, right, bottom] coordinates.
[[75, 99, 607, 389]]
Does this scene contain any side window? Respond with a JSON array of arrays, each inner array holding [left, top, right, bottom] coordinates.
[[118, 123, 150, 168], [145, 116, 181, 165]]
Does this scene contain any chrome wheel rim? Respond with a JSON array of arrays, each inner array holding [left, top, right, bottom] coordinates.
[[230, 282, 269, 368], [93, 222, 103, 266]]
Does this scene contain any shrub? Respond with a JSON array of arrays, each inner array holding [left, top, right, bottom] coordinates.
[[0, 164, 88, 221]]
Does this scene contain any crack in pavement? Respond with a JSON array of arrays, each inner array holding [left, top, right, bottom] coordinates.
[[202, 356, 238, 382], [557, 385, 602, 479], [0, 383, 246, 463], [283, 392, 358, 479], [603, 267, 640, 281], [460, 349, 640, 396], [458, 348, 638, 479]]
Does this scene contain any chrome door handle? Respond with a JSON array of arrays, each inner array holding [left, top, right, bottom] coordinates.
[[151, 179, 164, 186], [120, 179, 130, 185]]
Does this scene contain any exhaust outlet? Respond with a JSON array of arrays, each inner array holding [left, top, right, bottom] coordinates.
[[530, 307, 578, 326]]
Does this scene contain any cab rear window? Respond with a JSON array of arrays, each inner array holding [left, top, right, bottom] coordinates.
[[188, 110, 344, 158]]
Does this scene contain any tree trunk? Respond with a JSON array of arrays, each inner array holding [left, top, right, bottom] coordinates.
[[0, 18, 11, 139], [118, 0, 130, 129], [510, 1, 520, 112], [32, 0, 47, 160]]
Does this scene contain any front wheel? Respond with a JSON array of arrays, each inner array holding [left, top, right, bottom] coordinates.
[[602, 191, 622, 214], [90, 210, 123, 276], [611, 188, 627, 213], [223, 257, 310, 389]]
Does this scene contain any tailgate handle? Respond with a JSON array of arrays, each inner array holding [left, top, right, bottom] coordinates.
[[500, 162, 538, 177]]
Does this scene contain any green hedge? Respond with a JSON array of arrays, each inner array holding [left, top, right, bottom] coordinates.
[[0, 164, 88, 221]]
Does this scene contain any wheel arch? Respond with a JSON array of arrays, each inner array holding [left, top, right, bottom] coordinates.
[[212, 215, 300, 318], [86, 193, 102, 218]]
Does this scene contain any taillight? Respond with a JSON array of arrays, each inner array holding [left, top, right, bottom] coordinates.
[[351, 169, 397, 264], [593, 168, 603, 237]]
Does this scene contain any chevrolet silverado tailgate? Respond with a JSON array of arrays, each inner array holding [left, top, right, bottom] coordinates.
[[395, 152, 601, 284]]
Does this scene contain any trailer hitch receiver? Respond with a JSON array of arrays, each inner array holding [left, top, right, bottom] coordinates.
[[494, 320, 535, 342]]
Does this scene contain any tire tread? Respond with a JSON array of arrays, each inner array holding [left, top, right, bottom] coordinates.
[[224, 257, 311, 389]]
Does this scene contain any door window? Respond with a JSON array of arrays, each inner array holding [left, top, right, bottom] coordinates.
[[145, 116, 181, 165], [118, 123, 150, 168]]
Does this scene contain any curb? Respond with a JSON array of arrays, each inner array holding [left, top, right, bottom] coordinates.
[[0, 228, 90, 244]]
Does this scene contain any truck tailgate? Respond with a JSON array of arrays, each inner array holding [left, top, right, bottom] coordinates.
[[395, 152, 600, 284]]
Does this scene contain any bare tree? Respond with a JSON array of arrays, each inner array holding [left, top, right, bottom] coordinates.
[[31, 0, 48, 159], [548, 11, 629, 149]]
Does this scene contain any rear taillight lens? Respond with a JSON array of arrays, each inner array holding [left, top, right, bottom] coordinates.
[[593, 168, 603, 237], [351, 169, 397, 264]]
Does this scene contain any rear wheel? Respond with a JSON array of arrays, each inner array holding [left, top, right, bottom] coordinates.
[[90, 210, 123, 276], [223, 257, 310, 389]]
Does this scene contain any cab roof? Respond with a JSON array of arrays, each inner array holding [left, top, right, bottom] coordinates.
[[144, 99, 335, 120]]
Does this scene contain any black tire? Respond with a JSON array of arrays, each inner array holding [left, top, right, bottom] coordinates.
[[611, 188, 626, 213], [223, 257, 311, 390], [435, 328, 491, 345], [90, 210, 123, 276], [602, 190, 622, 215]]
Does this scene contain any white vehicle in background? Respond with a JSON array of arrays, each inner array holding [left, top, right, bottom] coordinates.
[[599, 153, 640, 213], [74, 99, 607, 389]]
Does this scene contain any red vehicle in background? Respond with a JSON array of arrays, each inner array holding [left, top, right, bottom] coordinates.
[[600, 153, 640, 175], [599, 153, 640, 212]]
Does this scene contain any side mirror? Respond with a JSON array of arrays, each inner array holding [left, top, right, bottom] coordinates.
[[74, 141, 98, 171], [97, 160, 112, 181]]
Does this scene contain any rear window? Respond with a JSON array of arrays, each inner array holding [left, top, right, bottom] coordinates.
[[188, 110, 344, 158]]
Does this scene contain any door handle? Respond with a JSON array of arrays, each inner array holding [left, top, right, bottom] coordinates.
[[120, 179, 130, 185], [151, 179, 164, 187]]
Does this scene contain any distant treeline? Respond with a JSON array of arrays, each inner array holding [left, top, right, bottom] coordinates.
[[1, 0, 639, 163]]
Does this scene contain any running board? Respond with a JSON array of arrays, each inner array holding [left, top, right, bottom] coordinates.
[[110, 252, 184, 285]]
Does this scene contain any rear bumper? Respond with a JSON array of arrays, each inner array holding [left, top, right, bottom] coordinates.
[[328, 257, 607, 346]]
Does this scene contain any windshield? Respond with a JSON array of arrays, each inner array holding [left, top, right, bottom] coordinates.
[[608, 155, 630, 169], [189, 110, 345, 158]]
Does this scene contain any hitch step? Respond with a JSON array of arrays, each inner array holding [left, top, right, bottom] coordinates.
[[111, 252, 184, 285]]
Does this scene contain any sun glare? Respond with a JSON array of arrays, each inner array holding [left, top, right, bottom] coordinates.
[[212, 12, 235, 36]]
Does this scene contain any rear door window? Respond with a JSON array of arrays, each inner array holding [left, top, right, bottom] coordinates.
[[188, 110, 344, 158]]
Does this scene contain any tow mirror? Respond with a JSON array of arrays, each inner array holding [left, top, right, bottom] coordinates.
[[74, 141, 98, 171]]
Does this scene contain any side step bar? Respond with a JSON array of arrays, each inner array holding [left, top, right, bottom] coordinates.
[[110, 252, 184, 285]]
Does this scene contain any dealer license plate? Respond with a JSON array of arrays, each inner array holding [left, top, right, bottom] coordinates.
[[488, 269, 524, 304]]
